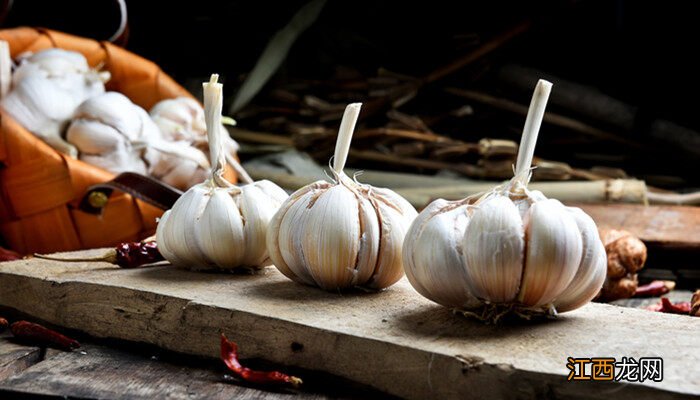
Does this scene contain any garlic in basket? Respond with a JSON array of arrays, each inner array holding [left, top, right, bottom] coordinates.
[[156, 74, 288, 271], [66, 91, 210, 189], [150, 96, 240, 170], [0, 48, 108, 157], [403, 80, 606, 321], [266, 103, 418, 291]]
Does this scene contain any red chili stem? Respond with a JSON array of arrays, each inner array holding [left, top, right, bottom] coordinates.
[[10, 321, 80, 350], [220, 333, 302, 387]]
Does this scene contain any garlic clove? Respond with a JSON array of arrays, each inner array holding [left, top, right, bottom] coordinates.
[[253, 179, 290, 205], [266, 184, 319, 285], [365, 189, 418, 289], [553, 208, 607, 312], [300, 184, 363, 290], [517, 199, 582, 307], [194, 189, 246, 268], [160, 184, 211, 268], [238, 183, 286, 267], [462, 194, 524, 303], [155, 210, 185, 267], [352, 193, 381, 286], [403, 200, 481, 308]]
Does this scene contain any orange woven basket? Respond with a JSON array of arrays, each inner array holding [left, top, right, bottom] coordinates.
[[0, 27, 232, 254]]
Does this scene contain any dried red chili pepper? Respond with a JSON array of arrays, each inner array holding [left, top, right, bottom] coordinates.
[[0, 317, 8, 332], [0, 246, 21, 261], [10, 321, 80, 350], [646, 297, 691, 314], [34, 240, 164, 268], [114, 241, 164, 268], [634, 280, 675, 297], [220, 333, 302, 388]]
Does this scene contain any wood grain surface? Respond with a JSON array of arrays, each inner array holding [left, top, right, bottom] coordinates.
[[1, 253, 699, 399], [575, 203, 700, 249]]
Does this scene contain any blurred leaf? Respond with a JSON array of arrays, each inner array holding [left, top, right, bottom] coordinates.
[[229, 0, 327, 114]]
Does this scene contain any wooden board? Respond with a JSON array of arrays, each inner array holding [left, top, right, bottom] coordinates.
[[574, 204, 700, 250], [1, 254, 699, 400], [0, 331, 366, 399]]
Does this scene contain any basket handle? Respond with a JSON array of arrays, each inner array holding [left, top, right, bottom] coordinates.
[[79, 172, 182, 214]]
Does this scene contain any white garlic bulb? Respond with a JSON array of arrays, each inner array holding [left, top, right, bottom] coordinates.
[[66, 91, 159, 174], [403, 80, 606, 321], [156, 74, 289, 271], [12, 48, 109, 86], [150, 96, 240, 178], [150, 97, 208, 142], [66, 91, 210, 190], [0, 48, 108, 157], [266, 103, 418, 291]]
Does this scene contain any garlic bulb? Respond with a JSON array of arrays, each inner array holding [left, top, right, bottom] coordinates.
[[0, 48, 108, 157], [12, 48, 109, 86], [156, 74, 288, 271], [66, 91, 210, 190], [403, 80, 606, 321], [266, 103, 418, 291], [66, 91, 158, 174], [150, 96, 240, 174], [150, 97, 208, 142]]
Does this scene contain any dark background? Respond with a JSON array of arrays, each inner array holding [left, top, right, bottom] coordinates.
[[3, 0, 698, 123], [3, 0, 698, 183]]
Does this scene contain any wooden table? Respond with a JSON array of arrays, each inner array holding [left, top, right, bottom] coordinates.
[[0, 328, 387, 399], [1, 253, 699, 400]]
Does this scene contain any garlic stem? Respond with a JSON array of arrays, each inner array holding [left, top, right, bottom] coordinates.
[[203, 74, 230, 187], [0, 40, 11, 99], [332, 103, 362, 176], [514, 79, 552, 183]]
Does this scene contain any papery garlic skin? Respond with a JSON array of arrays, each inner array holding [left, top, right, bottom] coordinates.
[[402, 80, 606, 319], [266, 103, 418, 291], [156, 75, 288, 271]]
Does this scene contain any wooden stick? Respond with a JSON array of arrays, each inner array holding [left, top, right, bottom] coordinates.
[[228, 128, 293, 146], [445, 88, 639, 146], [424, 20, 531, 84], [397, 179, 648, 208]]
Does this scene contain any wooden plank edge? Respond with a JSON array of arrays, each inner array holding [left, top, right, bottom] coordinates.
[[0, 271, 695, 400]]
